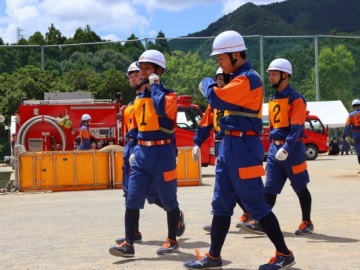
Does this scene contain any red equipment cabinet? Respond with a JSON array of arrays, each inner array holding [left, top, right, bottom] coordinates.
[[118, 95, 216, 167], [15, 92, 121, 152]]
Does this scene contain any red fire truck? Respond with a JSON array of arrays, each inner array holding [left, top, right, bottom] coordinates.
[[15, 92, 216, 167], [261, 111, 329, 160], [15, 92, 121, 152], [119, 95, 216, 167]]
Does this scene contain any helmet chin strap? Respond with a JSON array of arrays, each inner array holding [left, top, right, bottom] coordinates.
[[271, 71, 285, 89], [132, 63, 162, 91], [131, 79, 150, 91], [227, 53, 238, 66]]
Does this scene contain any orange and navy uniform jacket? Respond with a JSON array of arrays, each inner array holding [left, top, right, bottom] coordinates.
[[268, 85, 306, 153], [199, 61, 271, 220], [123, 101, 135, 137], [344, 108, 360, 137], [123, 100, 137, 162], [127, 83, 178, 153], [200, 62, 263, 134], [193, 104, 224, 147], [79, 124, 91, 150]]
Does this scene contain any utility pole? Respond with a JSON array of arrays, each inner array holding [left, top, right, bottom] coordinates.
[[16, 27, 24, 42]]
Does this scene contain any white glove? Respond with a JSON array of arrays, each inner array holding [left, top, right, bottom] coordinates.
[[198, 81, 205, 97], [275, 148, 288, 161], [192, 146, 200, 162], [149, 73, 160, 85], [129, 153, 135, 166], [176, 157, 178, 165]]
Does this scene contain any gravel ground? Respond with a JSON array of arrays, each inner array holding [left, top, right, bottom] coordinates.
[[1, 154, 360, 270]]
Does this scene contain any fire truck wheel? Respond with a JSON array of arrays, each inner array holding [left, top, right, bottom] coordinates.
[[305, 144, 318, 160]]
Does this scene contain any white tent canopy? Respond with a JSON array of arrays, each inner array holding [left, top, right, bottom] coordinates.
[[262, 100, 349, 128]]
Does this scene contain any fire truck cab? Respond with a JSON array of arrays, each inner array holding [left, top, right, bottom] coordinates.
[[15, 92, 121, 152], [118, 95, 216, 167], [176, 95, 216, 167], [261, 111, 329, 160]]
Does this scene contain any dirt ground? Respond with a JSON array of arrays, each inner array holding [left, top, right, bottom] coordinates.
[[1, 154, 360, 270]]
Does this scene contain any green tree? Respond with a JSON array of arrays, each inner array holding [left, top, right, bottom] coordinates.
[[123, 34, 145, 61], [0, 66, 60, 120], [162, 51, 216, 98], [0, 47, 20, 73], [72, 25, 102, 43], [60, 51, 93, 72], [44, 23, 68, 64], [147, 31, 170, 54], [90, 68, 130, 101], [61, 68, 98, 91], [28, 31, 45, 45], [45, 23, 67, 45], [318, 44, 355, 107], [91, 49, 132, 73]]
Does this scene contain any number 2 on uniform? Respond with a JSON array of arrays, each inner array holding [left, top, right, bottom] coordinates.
[[273, 104, 280, 123], [140, 103, 147, 126], [356, 115, 360, 126]]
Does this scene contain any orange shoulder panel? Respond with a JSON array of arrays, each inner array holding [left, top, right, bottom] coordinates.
[[290, 98, 306, 125], [81, 129, 91, 139], [198, 105, 213, 127], [124, 104, 134, 132], [214, 76, 263, 111], [345, 115, 351, 126], [164, 92, 178, 119]]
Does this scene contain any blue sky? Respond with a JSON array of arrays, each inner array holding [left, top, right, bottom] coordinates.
[[0, 0, 283, 44]]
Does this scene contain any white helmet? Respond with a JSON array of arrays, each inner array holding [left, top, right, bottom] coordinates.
[[126, 62, 140, 78], [215, 67, 224, 75], [81, 114, 91, 121], [352, 99, 360, 106], [210, 30, 247, 56], [136, 49, 166, 70], [267, 58, 293, 75]]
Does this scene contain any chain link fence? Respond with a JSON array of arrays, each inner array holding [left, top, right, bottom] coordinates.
[[1, 35, 360, 109]]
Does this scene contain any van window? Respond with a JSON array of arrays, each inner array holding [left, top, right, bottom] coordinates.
[[177, 108, 201, 131], [305, 119, 323, 134]]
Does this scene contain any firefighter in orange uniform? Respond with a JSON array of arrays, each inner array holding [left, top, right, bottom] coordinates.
[[109, 50, 182, 258], [192, 67, 253, 232], [112, 62, 185, 246], [184, 31, 295, 270], [345, 98, 360, 172], [239, 59, 314, 238], [114, 62, 146, 244], [120, 62, 143, 202], [79, 114, 91, 150]]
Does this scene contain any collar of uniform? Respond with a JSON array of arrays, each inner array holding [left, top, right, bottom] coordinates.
[[137, 88, 151, 98], [272, 84, 293, 99], [231, 62, 252, 78]]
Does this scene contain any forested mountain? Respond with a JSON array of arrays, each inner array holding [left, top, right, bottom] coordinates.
[[186, 0, 360, 37]]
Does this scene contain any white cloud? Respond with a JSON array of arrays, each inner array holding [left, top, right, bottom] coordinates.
[[0, 0, 151, 43], [132, 0, 219, 12], [0, 0, 282, 43], [13, 6, 40, 22]]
